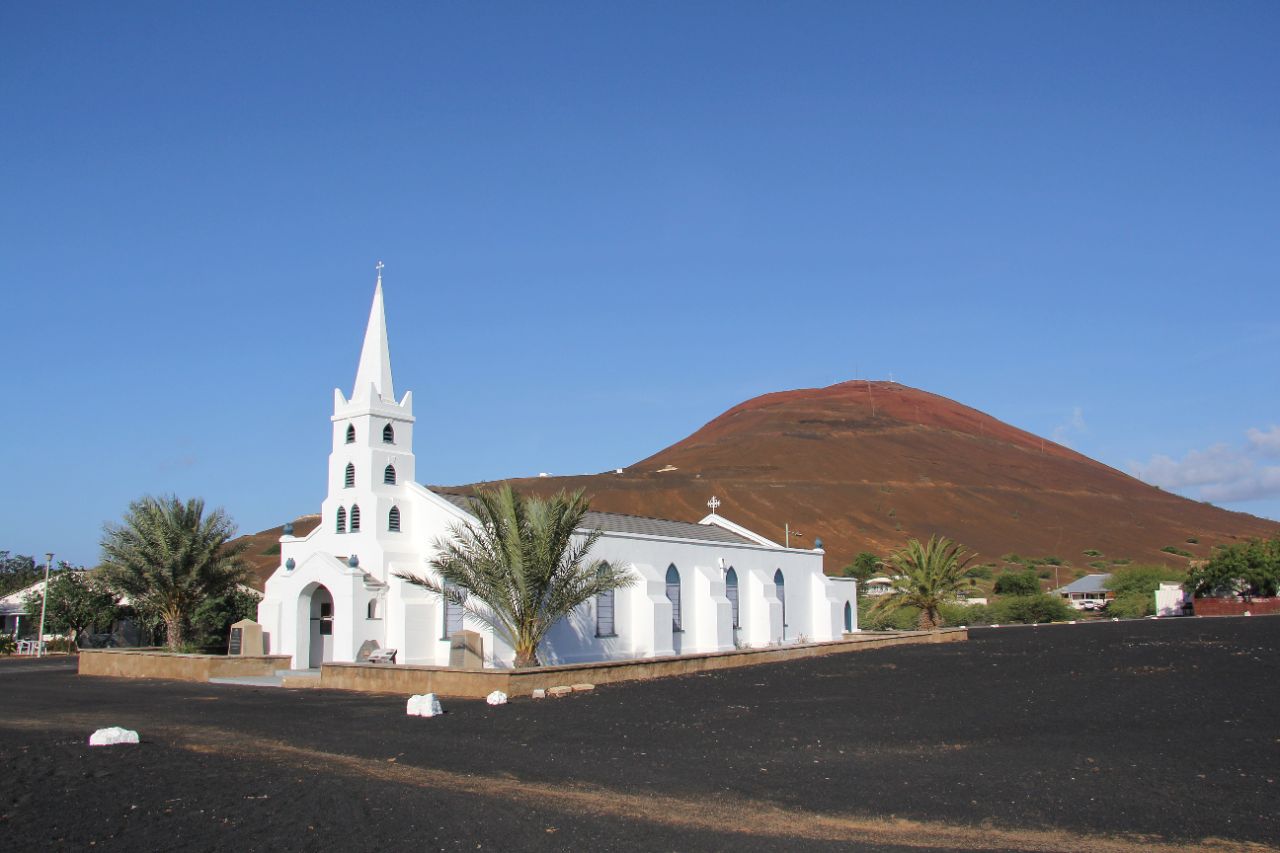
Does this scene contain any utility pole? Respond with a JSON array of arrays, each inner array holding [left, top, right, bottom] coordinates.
[[37, 552, 53, 658]]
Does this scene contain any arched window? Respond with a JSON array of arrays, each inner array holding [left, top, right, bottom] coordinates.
[[442, 583, 464, 639], [596, 562, 616, 637], [844, 600, 853, 633], [387, 506, 401, 532], [349, 504, 361, 532], [344, 463, 355, 488], [382, 423, 395, 444], [345, 424, 356, 444], [666, 564, 682, 632], [384, 464, 396, 485], [774, 569, 786, 633], [725, 567, 740, 629], [335, 506, 346, 533], [367, 599, 380, 620]]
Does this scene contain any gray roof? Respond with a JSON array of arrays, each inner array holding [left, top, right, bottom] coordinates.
[[431, 491, 757, 545], [1056, 573, 1112, 594]]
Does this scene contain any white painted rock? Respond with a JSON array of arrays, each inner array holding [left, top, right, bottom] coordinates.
[[531, 688, 546, 699], [486, 690, 508, 706], [547, 685, 572, 697], [89, 727, 139, 746], [571, 683, 595, 693], [406, 693, 443, 717]]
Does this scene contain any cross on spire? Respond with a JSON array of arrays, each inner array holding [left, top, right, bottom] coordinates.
[[707, 496, 721, 514], [375, 260, 384, 282]]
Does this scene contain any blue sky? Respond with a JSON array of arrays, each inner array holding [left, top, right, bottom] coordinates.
[[2, 2, 1277, 566]]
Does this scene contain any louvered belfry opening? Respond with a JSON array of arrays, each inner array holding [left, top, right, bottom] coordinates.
[[345, 424, 355, 444], [388, 506, 401, 532], [344, 463, 355, 488], [336, 507, 346, 533], [382, 423, 394, 444], [350, 504, 361, 531], [384, 464, 396, 485]]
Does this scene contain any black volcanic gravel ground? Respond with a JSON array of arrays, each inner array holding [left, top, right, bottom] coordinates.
[[2, 617, 1278, 852]]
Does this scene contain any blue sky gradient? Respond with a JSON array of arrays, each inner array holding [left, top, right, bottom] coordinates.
[[2, 2, 1277, 565]]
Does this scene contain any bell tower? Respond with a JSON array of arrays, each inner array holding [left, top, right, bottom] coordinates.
[[321, 264, 416, 557]]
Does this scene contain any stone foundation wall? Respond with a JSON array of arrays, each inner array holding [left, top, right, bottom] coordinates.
[[320, 629, 967, 698], [79, 649, 293, 682]]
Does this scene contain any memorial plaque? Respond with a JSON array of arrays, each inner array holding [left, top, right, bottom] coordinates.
[[448, 630, 484, 669], [228, 619, 264, 656]]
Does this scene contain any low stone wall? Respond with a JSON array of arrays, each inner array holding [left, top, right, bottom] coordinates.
[[79, 649, 293, 683], [1193, 597, 1280, 617], [320, 629, 967, 698]]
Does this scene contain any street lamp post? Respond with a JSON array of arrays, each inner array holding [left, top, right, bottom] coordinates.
[[36, 552, 53, 658]]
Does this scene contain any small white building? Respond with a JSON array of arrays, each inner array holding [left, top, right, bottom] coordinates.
[[257, 272, 859, 669], [1054, 574, 1114, 610], [863, 577, 895, 597]]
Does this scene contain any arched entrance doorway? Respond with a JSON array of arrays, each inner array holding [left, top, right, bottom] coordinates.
[[307, 585, 334, 668]]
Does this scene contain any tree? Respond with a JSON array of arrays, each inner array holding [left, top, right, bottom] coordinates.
[[841, 551, 882, 582], [866, 535, 975, 630], [1105, 564, 1187, 618], [994, 569, 1041, 596], [1186, 537, 1280, 598], [192, 586, 263, 652], [23, 571, 119, 649], [395, 485, 634, 668], [99, 496, 249, 651], [0, 551, 39, 597]]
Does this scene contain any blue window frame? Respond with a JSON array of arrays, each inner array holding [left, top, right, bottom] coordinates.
[[596, 563, 616, 637], [666, 564, 682, 631], [725, 567, 740, 629], [774, 569, 786, 632]]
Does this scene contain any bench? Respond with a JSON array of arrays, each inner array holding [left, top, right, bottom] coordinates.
[[367, 648, 398, 664]]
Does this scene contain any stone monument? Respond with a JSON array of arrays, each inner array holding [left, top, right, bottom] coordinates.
[[228, 619, 264, 656], [448, 630, 484, 670]]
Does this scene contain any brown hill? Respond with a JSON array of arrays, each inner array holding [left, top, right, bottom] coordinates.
[[239, 381, 1279, 584], [454, 381, 1279, 572]]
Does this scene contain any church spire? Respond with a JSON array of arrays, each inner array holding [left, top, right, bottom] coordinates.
[[352, 261, 395, 403]]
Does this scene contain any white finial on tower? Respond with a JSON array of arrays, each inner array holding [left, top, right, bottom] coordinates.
[[352, 263, 395, 403], [707, 496, 721, 515]]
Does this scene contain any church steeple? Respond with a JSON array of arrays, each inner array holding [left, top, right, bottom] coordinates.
[[352, 262, 395, 404]]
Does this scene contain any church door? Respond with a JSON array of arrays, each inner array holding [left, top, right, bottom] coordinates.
[[308, 585, 334, 668]]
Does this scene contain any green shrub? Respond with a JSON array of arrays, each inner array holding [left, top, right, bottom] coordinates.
[[964, 565, 993, 580], [939, 602, 996, 627], [1083, 549, 1102, 558], [1088, 561, 1108, 570], [859, 598, 920, 630], [0, 635, 15, 655], [1001, 553, 1023, 564], [1106, 592, 1151, 619], [1040, 556, 1064, 566], [1111, 558, 1131, 565], [1161, 545, 1193, 558], [994, 569, 1041, 596], [995, 593, 1073, 624], [1185, 537, 1199, 544]]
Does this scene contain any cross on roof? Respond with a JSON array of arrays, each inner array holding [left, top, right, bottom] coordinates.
[[375, 260, 384, 279], [707, 496, 721, 514]]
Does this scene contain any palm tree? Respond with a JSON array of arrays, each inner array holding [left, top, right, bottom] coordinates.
[[867, 535, 974, 630], [99, 496, 249, 651], [395, 484, 634, 668]]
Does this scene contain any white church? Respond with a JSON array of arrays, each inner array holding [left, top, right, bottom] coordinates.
[[257, 270, 858, 670]]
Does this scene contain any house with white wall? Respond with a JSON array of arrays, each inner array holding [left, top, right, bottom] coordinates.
[[257, 271, 859, 669]]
